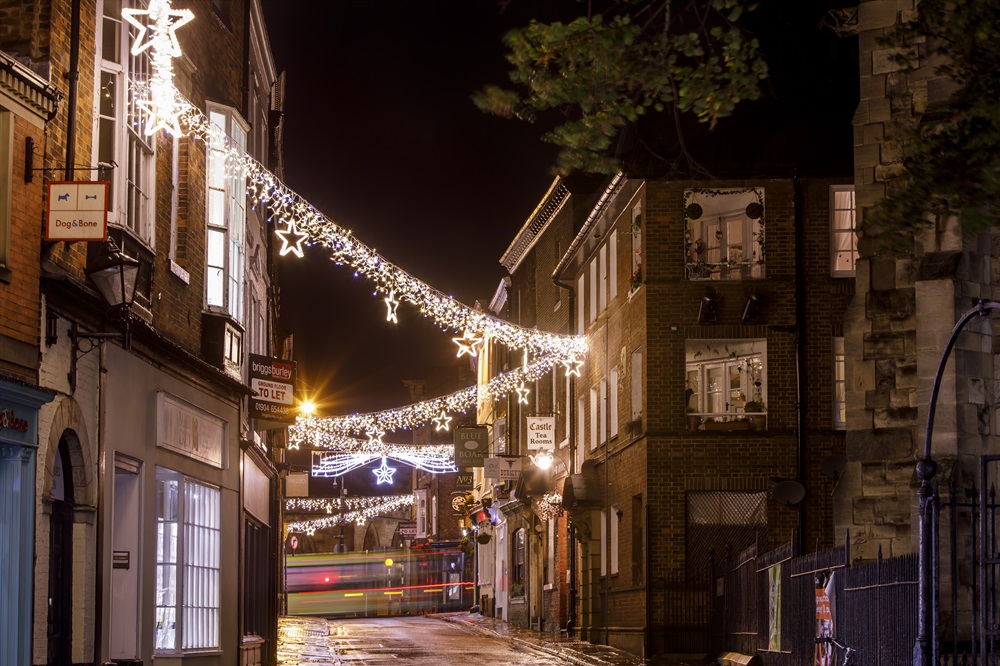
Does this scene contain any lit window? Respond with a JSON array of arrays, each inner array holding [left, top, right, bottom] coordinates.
[[589, 256, 598, 323], [205, 106, 248, 323], [831, 186, 857, 276], [610, 506, 620, 575], [97, 0, 155, 244], [599, 377, 608, 444], [576, 274, 585, 334], [154, 471, 221, 653], [685, 339, 767, 429], [609, 231, 618, 300], [630, 350, 642, 421], [833, 337, 846, 429], [685, 188, 765, 281], [630, 204, 642, 289], [599, 244, 607, 312], [512, 529, 526, 596]]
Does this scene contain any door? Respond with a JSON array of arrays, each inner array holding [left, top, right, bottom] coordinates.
[[47, 442, 73, 665], [110, 457, 142, 661]]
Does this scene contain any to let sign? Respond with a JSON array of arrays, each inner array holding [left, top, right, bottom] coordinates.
[[526, 416, 556, 450], [46, 181, 109, 241], [249, 354, 297, 423], [453, 426, 488, 468]]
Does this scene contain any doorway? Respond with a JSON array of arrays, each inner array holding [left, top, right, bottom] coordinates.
[[47, 440, 74, 665]]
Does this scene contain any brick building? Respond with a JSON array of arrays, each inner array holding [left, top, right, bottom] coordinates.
[[0, 48, 60, 665], [547, 172, 855, 656], [0, 1, 287, 664]]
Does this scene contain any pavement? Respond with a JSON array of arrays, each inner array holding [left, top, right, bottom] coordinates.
[[431, 611, 705, 666]]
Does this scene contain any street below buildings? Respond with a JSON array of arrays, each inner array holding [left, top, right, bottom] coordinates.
[[277, 614, 650, 666]]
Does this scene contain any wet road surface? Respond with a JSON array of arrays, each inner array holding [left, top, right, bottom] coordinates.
[[279, 615, 570, 665]]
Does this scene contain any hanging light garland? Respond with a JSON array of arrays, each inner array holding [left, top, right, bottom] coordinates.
[[286, 495, 414, 514], [311, 444, 456, 477], [125, 0, 587, 434], [291, 353, 562, 439], [286, 494, 415, 534]]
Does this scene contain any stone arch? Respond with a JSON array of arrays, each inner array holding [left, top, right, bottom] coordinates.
[[42, 396, 96, 508], [363, 522, 381, 551]]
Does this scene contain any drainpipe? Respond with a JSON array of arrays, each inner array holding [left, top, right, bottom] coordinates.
[[553, 273, 576, 634], [64, 0, 81, 180], [793, 175, 806, 555]]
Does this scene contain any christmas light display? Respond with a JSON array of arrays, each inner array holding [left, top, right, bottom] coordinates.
[[372, 457, 397, 484], [516, 382, 530, 405], [125, 1, 588, 442], [384, 291, 400, 323], [432, 410, 452, 432], [122, 0, 192, 136], [290, 354, 563, 439], [286, 494, 415, 533], [311, 444, 456, 477]]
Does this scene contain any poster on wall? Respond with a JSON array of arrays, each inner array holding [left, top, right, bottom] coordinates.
[[815, 573, 835, 666], [768, 563, 782, 651]]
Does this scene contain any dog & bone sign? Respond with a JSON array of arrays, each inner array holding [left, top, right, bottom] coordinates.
[[46, 181, 109, 241]]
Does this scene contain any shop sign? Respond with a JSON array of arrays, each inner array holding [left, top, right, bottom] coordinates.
[[484, 456, 522, 481], [249, 354, 297, 423], [46, 181, 109, 241], [526, 416, 555, 450], [0, 408, 29, 434], [453, 426, 488, 468], [454, 470, 474, 490]]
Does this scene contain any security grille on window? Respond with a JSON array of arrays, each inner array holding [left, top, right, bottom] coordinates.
[[97, 0, 155, 243], [833, 337, 846, 428], [154, 471, 221, 652], [205, 107, 248, 323], [686, 491, 767, 583]]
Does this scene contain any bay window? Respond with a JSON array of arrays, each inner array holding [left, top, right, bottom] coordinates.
[[97, 0, 155, 244], [205, 106, 248, 323]]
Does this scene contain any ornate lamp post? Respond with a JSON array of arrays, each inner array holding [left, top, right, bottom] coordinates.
[[916, 299, 1000, 665]]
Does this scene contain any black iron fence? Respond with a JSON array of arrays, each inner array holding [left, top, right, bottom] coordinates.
[[711, 538, 919, 665]]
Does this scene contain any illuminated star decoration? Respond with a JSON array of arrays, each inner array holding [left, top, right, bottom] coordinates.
[[516, 382, 531, 405], [373, 457, 396, 485], [384, 290, 400, 324], [563, 356, 584, 377], [453, 330, 483, 358], [432, 410, 452, 432], [276, 220, 309, 258], [122, 0, 193, 135], [367, 429, 385, 446]]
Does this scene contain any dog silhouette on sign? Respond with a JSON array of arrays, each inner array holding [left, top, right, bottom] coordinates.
[[57, 193, 69, 202]]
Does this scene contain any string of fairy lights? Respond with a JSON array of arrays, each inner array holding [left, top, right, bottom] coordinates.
[[285, 495, 415, 535], [125, 1, 580, 533], [311, 444, 456, 477]]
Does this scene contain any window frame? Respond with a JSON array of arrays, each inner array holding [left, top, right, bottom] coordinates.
[[830, 185, 858, 277], [685, 339, 767, 424], [154, 470, 222, 655], [96, 0, 156, 245], [833, 337, 846, 429], [204, 104, 249, 324]]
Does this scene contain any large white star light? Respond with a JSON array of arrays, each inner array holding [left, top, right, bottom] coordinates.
[[385, 290, 400, 324], [516, 382, 531, 405], [276, 220, 309, 258], [373, 457, 397, 485], [432, 410, 452, 432], [453, 330, 483, 358], [122, 0, 194, 136], [562, 356, 584, 377]]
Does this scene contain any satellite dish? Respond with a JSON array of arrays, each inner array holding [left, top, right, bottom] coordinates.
[[821, 454, 848, 479], [773, 480, 806, 506]]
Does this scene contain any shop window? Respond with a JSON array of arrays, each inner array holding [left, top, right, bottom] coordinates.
[[154, 470, 221, 653], [511, 528, 526, 597]]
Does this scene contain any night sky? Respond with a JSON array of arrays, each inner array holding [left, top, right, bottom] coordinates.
[[258, 0, 858, 419], [259, 0, 563, 417]]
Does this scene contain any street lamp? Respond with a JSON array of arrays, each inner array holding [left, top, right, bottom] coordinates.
[[78, 238, 141, 350]]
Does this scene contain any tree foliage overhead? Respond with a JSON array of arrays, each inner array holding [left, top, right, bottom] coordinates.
[[867, 0, 1000, 238], [473, 0, 769, 176]]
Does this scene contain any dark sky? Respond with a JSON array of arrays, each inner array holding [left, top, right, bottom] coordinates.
[[258, 0, 858, 419], [259, 1, 563, 416]]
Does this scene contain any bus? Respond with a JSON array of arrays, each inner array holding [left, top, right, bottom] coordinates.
[[285, 547, 473, 617]]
